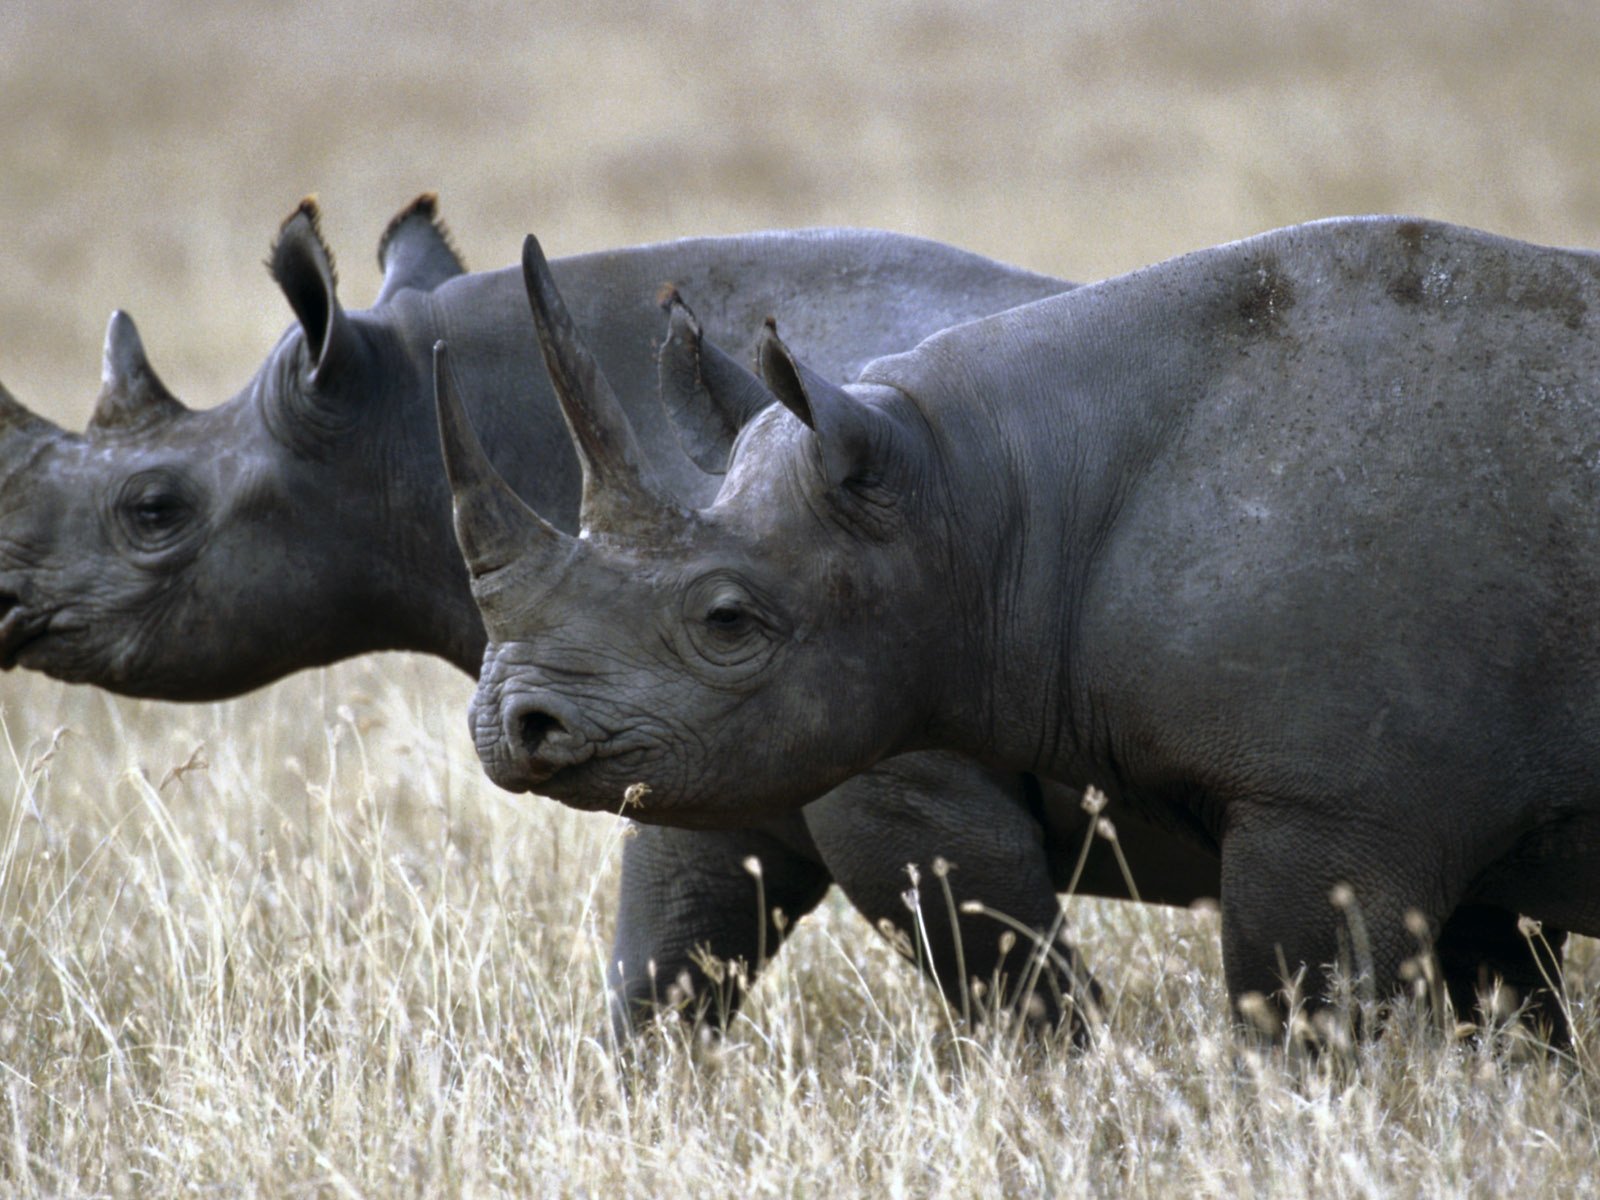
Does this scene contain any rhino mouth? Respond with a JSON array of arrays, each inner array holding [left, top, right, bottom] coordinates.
[[0, 597, 67, 670], [476, 687, 668, 806]]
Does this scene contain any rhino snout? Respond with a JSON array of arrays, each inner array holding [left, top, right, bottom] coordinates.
[[476, 688, 597, 791], [0, 589, 39, 670]]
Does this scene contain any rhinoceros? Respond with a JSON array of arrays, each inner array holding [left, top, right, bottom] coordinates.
[[0, 195, 1201, 1035], [445, 220, 1600, 1036]]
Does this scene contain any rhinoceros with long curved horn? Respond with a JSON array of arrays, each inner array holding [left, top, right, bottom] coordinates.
[[455, 217, 1600, 1040]]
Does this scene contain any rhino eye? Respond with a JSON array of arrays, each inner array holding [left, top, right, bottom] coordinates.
[[116, 471, 197, 552], [131, 494, 185, 529], [682, 573, 781, 673], [703, 601, 750, 634]]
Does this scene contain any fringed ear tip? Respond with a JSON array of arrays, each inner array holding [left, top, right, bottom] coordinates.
[[278, 194, 322, 234], [268, 194, 338, 287], [375, 193, 466, 288], [758, 319, 792, 367], [662, 295, 700, 343], [379, 193, 449, 251]]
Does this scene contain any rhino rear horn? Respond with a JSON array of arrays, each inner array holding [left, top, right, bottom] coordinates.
[[269, 197, 357, 385], [657, 289, 775, 476], [758, 319, 886, 488], [89, 310, 188, 433], [434, 341, 571, 580], [521, 235, 680, 535], [375, 193, 467, 306]]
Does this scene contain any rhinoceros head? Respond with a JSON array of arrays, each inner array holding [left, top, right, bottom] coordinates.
[[0, 196, 472, 698], [444, 237, 948, 826]]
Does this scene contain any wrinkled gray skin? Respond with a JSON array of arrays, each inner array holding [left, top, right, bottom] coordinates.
[[0, 197, 1198, 1035], [457, 219, 1600, 1037]]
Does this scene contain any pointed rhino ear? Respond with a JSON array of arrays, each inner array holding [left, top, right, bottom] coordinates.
[[89, 310, 189, 433], [375, 193, 467, 306], [757, 320, 886, 488], [269, 197, 356, 384], [656, 289, 775, 476]]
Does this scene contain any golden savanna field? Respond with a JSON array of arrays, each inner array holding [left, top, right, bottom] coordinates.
[[4, 1, 1600, 1194]]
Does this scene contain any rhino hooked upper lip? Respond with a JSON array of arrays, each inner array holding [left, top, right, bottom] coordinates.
[[475, 685, 599, 790], [0, 595, 49, 670]]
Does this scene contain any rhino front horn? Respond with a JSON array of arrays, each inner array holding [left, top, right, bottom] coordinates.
[[521, 234, 681, 536], [0, 378, 59, 440], [90, 311, 188, 433], [433, 340, 572, 579]]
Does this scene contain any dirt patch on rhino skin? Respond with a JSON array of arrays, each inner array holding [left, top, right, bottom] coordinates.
[[1512, 273, 1589, 331], [1235, 255, 1296, 337], [1386, 220, 1431, 306], [1388, 219, 1589, 329]]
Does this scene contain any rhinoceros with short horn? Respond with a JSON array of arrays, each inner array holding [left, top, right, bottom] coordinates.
[[450, 219, 1600, 1035], [0, 196, 1190, 1034]]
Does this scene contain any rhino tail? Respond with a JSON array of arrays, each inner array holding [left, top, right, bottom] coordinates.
[[375, 192, 467, 305], [656, 288, 775, 476]]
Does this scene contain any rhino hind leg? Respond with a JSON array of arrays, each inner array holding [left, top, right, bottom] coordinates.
[[1435, 904, 1570, 1047], [607, 817, 831, 1041], [1217, 802, 1462, 1037], [805, 755, 1099, 1042]]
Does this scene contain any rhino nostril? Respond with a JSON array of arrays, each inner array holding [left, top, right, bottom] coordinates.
[[515, 707, 564, 759], [495, 694, 587, 780]]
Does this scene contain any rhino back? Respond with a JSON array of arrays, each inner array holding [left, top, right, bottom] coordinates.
[[940, 218, 1600, 846]]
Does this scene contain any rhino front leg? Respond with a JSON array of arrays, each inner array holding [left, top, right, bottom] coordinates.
[[804, 753, 1098, 1040], [608, 816, 831, 1039]]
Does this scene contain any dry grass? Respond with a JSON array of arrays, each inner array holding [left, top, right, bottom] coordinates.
[[4, 0, 1600, 1194], [4, 674, 1600, 1196]]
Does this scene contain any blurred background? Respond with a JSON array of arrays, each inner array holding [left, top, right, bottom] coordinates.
[[4, 0, 1599, 426]]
